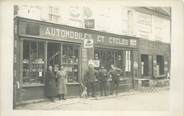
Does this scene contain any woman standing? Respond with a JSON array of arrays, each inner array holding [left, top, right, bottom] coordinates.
[[45, 66, 57, 101], [56, 65, 67, 100]]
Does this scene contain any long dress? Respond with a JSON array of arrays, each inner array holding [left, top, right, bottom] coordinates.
[[56, 70, 67, 95], [45, 70, 57, 97]]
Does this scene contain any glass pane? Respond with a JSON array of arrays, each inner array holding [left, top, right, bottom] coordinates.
[[23, 40, 45, 84], [38, 42, 44, 59], [23, 40, 30, 59], [62, 44, 79, 82], [30, 41, 37, 61]]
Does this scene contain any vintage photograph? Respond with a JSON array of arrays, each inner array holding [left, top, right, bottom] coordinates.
[[13, 4, 171, 110]]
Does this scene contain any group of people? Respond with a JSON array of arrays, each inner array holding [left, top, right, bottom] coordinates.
[[45, 65, 67, 102], [45, 63, 122, 101], [84, 64, 122, 98]]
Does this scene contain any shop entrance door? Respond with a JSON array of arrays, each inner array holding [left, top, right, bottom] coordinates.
[[141, 54, 149, 76], [156, 55, 164, 75], [47, 42, 61, 67]]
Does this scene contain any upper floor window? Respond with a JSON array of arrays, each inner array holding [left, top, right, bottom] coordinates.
[[48, 6, 60, 23]]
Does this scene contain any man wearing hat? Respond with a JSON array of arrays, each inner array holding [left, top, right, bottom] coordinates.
[[84, 64, 97, 97], [109, 64, 122, 95]]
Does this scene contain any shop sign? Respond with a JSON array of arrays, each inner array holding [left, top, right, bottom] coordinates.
[[84, 39, 93, 48], [84, 19, 95, 29], [69, 6, 82, 21], [88, 59, 100, 67], [130, 39, 137, 46], [19, 20, 138, 48], [93, 60, 100, 67], [39, 26, 137, 47]]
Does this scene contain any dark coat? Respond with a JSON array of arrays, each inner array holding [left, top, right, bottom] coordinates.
[[87, 69, 96, 82], [45, 70, 57, 97], [109, 68, 122, 80], [85, 68, 97, 83], [97, 68, 108, 81], [56, 70, 67, 95]]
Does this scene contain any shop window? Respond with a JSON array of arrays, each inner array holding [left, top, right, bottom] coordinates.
[[22, 40, 45, 85], [62, 44, 79, 82], [141, 54, 149, 76], [48, 6, 60, 23], [114, 51, 123, 69], [94, 48, 133, 78], [156, 55, 164, 75], [94, 48, 117, 71]]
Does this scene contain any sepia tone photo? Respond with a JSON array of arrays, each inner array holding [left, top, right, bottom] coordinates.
[[12, 4, 172, 110]]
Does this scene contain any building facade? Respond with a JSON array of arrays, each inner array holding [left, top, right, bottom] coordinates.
[[14, 17, 139, 105], [13, 5, 171, 106]]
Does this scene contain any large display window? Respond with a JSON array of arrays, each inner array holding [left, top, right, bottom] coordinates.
[[94, 48, 132, 77], [22, 39, 80, 85], [22, 40, 45, 85], [62, 44, 80, 82]]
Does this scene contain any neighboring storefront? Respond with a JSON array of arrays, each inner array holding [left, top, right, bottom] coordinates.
[[136, 38, 170, 87], [14, 17, 139, 105]]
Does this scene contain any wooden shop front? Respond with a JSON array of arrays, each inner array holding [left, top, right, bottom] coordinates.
[[13, 17, 139, 105]]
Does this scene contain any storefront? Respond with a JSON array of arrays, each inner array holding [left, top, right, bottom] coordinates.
[[13, 17, 139, 105], [135, 38, 170, 88]]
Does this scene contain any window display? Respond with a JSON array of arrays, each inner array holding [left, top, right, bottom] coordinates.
[[62, 44, 80, 82], [23, 40, 45, 85], [94, 48, 132, 78], [94, 48, 124, 71]]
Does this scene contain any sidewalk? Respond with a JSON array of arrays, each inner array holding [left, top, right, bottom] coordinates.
[[16, 87, 169, 110]]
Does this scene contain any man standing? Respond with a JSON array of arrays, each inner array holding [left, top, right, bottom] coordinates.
[[97, 66, 108, 96], [45, 66, 57, 101], [84, 64, 97, 97], [109, 64, 122, 95]]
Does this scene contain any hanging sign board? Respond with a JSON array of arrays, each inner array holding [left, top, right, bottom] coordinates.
[[88, 59, 100, 67], [84, 39, 94, 48], [93, 60, 100, 67], [18, 19, 138, 48], [84, 19, 95, 29]]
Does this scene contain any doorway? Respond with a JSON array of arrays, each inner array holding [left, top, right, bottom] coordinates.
[[141, 54, 149, 76], [156, 55, 164, 75], [47, 42, 61, 67]]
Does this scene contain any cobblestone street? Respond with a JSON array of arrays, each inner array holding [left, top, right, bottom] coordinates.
[[16, 88, 169, 111]]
